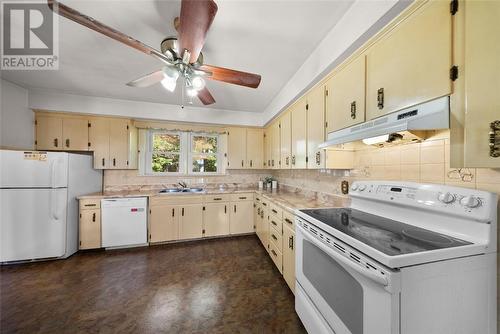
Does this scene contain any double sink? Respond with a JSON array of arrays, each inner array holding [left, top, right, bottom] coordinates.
[[158, 187, 204, 194]]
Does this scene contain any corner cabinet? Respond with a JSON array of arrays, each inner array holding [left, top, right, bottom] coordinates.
[[366, 0, 452, 120]]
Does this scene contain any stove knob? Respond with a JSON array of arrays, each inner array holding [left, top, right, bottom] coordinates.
[[351, 184, 358, 191], [460, 196, 480, 208], [438, 192, 455, 204], [358, 184, 366, 191]]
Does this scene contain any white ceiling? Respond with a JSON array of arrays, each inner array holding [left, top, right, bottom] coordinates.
[[1, 0, 355, 113]]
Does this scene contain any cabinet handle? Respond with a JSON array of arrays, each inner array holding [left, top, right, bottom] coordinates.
[[225, 205, 227, 214], [257, 207, 260, 215], [241, 160, 244, 167], [272, 234, 277, 241], [182, 207, 184, 216], [102, 158, 105, 167], [256, 198, 260, 201], [234, 205, 236, 213], [53, 138, 58, 147], [268, 159, 271, 167], [271, 249, 277, 257], [213, 197, 222, 201], [172, 208, 175, 217], [271, 220, 277, 226], [377, 88, 384, 110], [489, 120, 500, 157], [260, 211, 264, 218], [284, 218, 292, 225], [92, 212, 96, 222], [289, 236, 294, 250], [271, 159, 274, 167], [65, 139, 70, 148], [113, 158, 116, 166], [291, 155, 296, 165], [350, 101, 357, 119], [250, 160, 253, 167], [262, 202, 267, 206], [272, 209, 277, 214], [239, 196, 247, 200], [84, 204, 96, 207], [316, 151, 321, 165], [285, 156, 289, 166]]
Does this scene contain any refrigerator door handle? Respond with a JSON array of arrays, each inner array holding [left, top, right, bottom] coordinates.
[[50, 159, 57, 188]]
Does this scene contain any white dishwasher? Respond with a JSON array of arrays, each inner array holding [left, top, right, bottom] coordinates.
[[101, 197, 148, 248]]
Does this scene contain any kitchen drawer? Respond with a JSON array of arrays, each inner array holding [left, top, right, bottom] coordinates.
[[150, 195, 203, 206], [269, 225, 283, 252], [230, 193, 254, 202], [205, 194, 231, 202], [283, 210, 295, 231], [79, 198, 101, 210], [268, 215, 282, 233], [269, 202, 283, 219], [269, 240, 283, 274]]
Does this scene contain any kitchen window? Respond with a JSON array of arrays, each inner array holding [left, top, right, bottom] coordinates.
[[144, 130, 222, 175]]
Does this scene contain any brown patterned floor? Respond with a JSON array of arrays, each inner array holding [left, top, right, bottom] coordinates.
[[0, 235, 306, 334]]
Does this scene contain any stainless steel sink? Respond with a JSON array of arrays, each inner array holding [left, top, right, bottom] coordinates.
[[158, 187, 204, 194], [185, 188, 203, 192], [158, 188, 182, 193]]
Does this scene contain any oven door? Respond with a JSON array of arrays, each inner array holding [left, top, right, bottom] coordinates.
[[296, 223, 400, 334]]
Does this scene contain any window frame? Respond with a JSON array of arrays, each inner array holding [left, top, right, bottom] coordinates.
[[188, 133, 220, 175], [146, 130, 186, 175]]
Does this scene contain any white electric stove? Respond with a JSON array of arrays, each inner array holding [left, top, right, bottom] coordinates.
[[295, 181, 497, 334]]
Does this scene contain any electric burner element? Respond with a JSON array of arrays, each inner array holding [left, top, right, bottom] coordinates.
[[299, 208, 471, 256]]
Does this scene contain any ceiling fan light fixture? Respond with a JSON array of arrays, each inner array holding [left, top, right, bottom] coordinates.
[[186, 87, 198, 97], [161, 77, 177, 92], [191, 76, 205, 91]]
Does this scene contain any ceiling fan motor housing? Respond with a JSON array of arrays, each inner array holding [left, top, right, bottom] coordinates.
[[161, 37, 203, 67]]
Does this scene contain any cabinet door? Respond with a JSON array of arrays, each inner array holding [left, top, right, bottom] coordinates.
[[272, 121, 281, 169], [460, 0, 500, 167], [227, 127, 247, 169], [326, 55, 366, 133], [263, 128, 269, 168], [79, 209, 101, 249], [179, 204, 203, 239], [36, 116, 62, 150], [109, 118, 129, 169], [307, 85, 326, 169], [280, 111, 292, 169], [204, 203, 229, 237], [230, 201, 254, 234], [254, 204, 261, 239], [149, 205, 178, 242], [89, 117, 110, 169], [62, 118, 89, 151], [291, 98, 307, 169], [282, 224, 295, 293], [366, 1, 452, 120], [246, 128, 263, 169]]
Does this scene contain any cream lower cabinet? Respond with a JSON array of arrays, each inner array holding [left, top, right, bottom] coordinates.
[[178, 204, 204, 240], [149, 204, 178, 243], [282, 212, 296, 294], [79, 199, 101, 249], [204, 202, 230, 237], [229, 194, 254, 234]]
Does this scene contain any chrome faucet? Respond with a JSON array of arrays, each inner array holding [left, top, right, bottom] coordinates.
[[178, 181, 187, 188]]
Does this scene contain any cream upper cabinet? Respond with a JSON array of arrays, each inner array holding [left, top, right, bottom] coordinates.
[[280, 111, 292, 169], [149, 205, 178, 243], [62, 118, 89, 151], [89, 117, 110, 169], [230, 200, 254, 234], [204, 203, 229, 237], [227, 127, 247, 169], [326, 55, 366, 133], [451, 0, 500, 168], [306, 85, 326, 169], [246, 128, 263, 169], [178, 204, 203, 240], [366, 1, 452, 120], [36, 115, 62, 150], [263, 128, 269, 168], [282, 223, 295, 293], [109, 118, 130, 169], [268, 121, 280, 169], [291, 97, 307, 169]]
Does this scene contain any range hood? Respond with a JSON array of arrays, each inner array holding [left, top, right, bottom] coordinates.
[[319, 96, 450, 148]]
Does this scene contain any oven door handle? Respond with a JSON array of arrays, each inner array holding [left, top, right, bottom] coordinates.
[[299, 225, 389, 286]]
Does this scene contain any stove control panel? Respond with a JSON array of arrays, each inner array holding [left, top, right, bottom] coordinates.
[[350, 181, 497, 223]]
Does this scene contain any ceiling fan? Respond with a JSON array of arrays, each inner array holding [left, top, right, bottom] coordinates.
[[47, 0, 262, 106]]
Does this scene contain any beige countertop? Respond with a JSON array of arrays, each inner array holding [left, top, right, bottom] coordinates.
[[78, 187, 349, 212]]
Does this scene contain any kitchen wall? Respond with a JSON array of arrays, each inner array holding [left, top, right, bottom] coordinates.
[[103, 169, 269, 192], [0, 79, 34, 150]]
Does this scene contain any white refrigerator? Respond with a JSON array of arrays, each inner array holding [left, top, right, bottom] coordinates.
[[0, 150, 102, 263]]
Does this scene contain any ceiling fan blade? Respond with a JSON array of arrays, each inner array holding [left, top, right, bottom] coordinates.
[[198, 87, 216, 105], [200, 65, 261, 89], [179, 0, 218, 64], [47, 0, 170, 64], [126, 70, 164, 88]]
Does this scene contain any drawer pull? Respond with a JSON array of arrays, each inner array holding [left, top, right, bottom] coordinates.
[[84, 204, 96, 207], [238, 196, 247, 200], [262, 203, 267, 206], [271, 220, 277, 226], [256, 198, 260, 201], [272, 234, 277, 241], [272, 209, 277, 214], [213, 197, 222, 201], [284, 218, 292, 225], [271, 250, 277, 257]]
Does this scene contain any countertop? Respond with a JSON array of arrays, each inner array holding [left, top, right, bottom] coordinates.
[[78, 187, 349, 212]]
